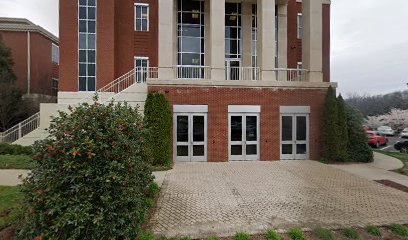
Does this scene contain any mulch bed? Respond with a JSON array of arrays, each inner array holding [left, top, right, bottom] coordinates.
[[376, 180, 408, 192]]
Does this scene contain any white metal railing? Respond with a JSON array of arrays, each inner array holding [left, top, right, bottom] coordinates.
[[0, 67, 157, 143], [226, 67, 260, 80], [275, 68, 308, 82], [0, 113, 40, 143], [174, 65, 210, 79]]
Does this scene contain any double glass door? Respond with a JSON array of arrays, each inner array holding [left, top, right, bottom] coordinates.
[[281, 114, 309, 160], [174, 113, 207, 162], [229, 114, 260, 161]]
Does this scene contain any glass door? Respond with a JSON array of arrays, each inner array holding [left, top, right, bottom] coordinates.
[[280, 114, 309, 160], [225, 59, 241, 80], [229, 114, 260, 161], [175, 113, 207, 162]]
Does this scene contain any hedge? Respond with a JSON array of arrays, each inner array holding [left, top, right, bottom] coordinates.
[[0, 143, 33, 155]]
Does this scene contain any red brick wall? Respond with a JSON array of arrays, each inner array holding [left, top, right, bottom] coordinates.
[[59, 0, 78, 92], [0, 31, 28, 92], [149, 86, 327, 162], [1, 31, 57, 96]]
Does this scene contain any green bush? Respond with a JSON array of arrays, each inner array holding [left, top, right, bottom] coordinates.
[[0, 143, 32, 155], [365, 225, 381, 237], [388, 224, 408, 237], [313, 227, 334, 240], [287, 228, 306, 240], [144, 93, 172, 167], [337, 95, 349, 162], [148, 182, 160, 199], [321, 86, 340, 163], [346, 105, 373, 162], [16, 101, 153, 240], [343, 228, 360, 240], [234, 232, 251, 240], [266, 229, 282, 240]]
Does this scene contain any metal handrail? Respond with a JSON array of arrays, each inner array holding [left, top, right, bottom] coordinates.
[[0, 112, 40, 143], [174, 65, 211, 79]]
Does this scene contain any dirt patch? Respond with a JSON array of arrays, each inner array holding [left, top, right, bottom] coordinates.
[[376, 180, 408, 192]]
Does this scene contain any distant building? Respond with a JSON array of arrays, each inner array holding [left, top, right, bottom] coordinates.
[[0, 18, 59, 101]]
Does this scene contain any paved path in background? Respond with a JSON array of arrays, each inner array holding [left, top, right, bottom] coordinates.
[[332, 152, 408, 187], [0, 170, 29, 186], [0, 170, 167, 187], [150, 161, 408, 238]]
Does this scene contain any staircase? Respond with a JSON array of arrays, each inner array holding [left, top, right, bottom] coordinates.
[[1, 67, 155, 145]]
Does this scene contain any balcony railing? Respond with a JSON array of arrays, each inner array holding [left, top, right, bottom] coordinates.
[[226, 67, 260, 81], [174, 65, 211, 79], [0, 113, 40, 143], [275, 68, 308, 82]]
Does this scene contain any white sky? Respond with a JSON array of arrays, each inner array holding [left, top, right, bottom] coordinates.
[[0, 0, 407, 97]]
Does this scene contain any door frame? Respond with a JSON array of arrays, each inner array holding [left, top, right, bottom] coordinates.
[[225, 58, 242, 80], [173, 105, 208, 162], [228, 105, 261, 161], [279, 106, 310, 160]]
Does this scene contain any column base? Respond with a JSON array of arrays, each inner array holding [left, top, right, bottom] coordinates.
[[261, 70, 277, 81]]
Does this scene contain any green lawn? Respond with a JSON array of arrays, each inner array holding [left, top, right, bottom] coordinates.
[[0, 186, 23, 230], [0, 155, 35, 169]]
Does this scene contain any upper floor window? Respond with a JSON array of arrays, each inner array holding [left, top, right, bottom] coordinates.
[[78, 0, 97, 92], [134, 56, 149, 83], [135, 3, 149, 31], [52, 78, 59, 96], [52, 43, 59, 64], [297, 13, 303, 39]]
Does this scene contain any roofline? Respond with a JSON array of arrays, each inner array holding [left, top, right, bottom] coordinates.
[[0, 18, 59, 44]]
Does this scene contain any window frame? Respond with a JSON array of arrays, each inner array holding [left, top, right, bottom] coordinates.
[[297, 13, 303, 39], [134, 3, 150, 32], [134, 56, 149, 83], [52, 78, 59, 96], [52, 43, 59, 64]]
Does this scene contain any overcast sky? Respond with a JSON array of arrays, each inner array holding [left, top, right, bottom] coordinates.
[[0, 0, 407, 97]]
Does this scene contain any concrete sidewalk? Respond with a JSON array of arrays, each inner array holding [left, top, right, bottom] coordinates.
[[0, 169, 167, 187], [331, 152, 408, 187]]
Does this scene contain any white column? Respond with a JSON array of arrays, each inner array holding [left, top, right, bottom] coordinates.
[[242, 2, 252, 68], [302, 0, 323, 82], [257, 0, 276, 81], [210, 0, 225, 80], [158, 0, 175, 79]]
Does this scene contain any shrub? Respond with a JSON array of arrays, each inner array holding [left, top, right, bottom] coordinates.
[[313, 226, 334, 240], [234, 232, 251, 240], [365, 225, 381, 237], [144, 93, 172, 167], [343, 228, 360, 240], [388, 224, 408, 237], [321, 86, 339, 163], [287, 228, 306, 240], [148, 182, 160, 199], [266, 229, 282, 240], [337, 95, 349, 162], [16, 101, 153, 240], [346, 105, 373, 162], [0, 143, 32, 155]]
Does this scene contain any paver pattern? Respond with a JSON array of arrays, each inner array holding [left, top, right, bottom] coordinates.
[[150, 161, 408, 238]]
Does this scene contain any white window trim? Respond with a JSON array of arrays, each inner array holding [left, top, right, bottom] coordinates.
[[134, 56, 150, 66], [174, 105, 208, 113], [280, 106, 310, 114], [297, 13, 303, 39], [228, 105, 261, 113], [134, 3, 149, 32], [52, 43, 59, 64]]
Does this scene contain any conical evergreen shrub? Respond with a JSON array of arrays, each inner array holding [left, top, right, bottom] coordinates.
[[337, 95, 349, 162], [321, 86, 339, 163]]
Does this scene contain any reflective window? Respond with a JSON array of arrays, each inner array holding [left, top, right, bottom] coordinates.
[[52, 43, 59, 64], [78, 0, 97, 91], [297, 13, 303, 39], [135, 4, 149, 31], [225, 3, 242, 59], [282, 116, 293, 141], [251, 5, 258, 79], [52, 78, 59, 96], [177, 0, 204, 68]]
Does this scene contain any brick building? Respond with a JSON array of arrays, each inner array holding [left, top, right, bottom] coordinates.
[[0, 18, 59, 99], [44, 0, 335, 162]]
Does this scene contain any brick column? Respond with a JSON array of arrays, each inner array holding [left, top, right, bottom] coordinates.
[[257, 0, 276, 81], [302, 0, 323, 82], [158, 0, 174, 79], [210, 0, 225, 80]]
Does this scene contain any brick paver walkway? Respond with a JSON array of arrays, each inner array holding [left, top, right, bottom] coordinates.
[[150, 161, 408, 238]]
